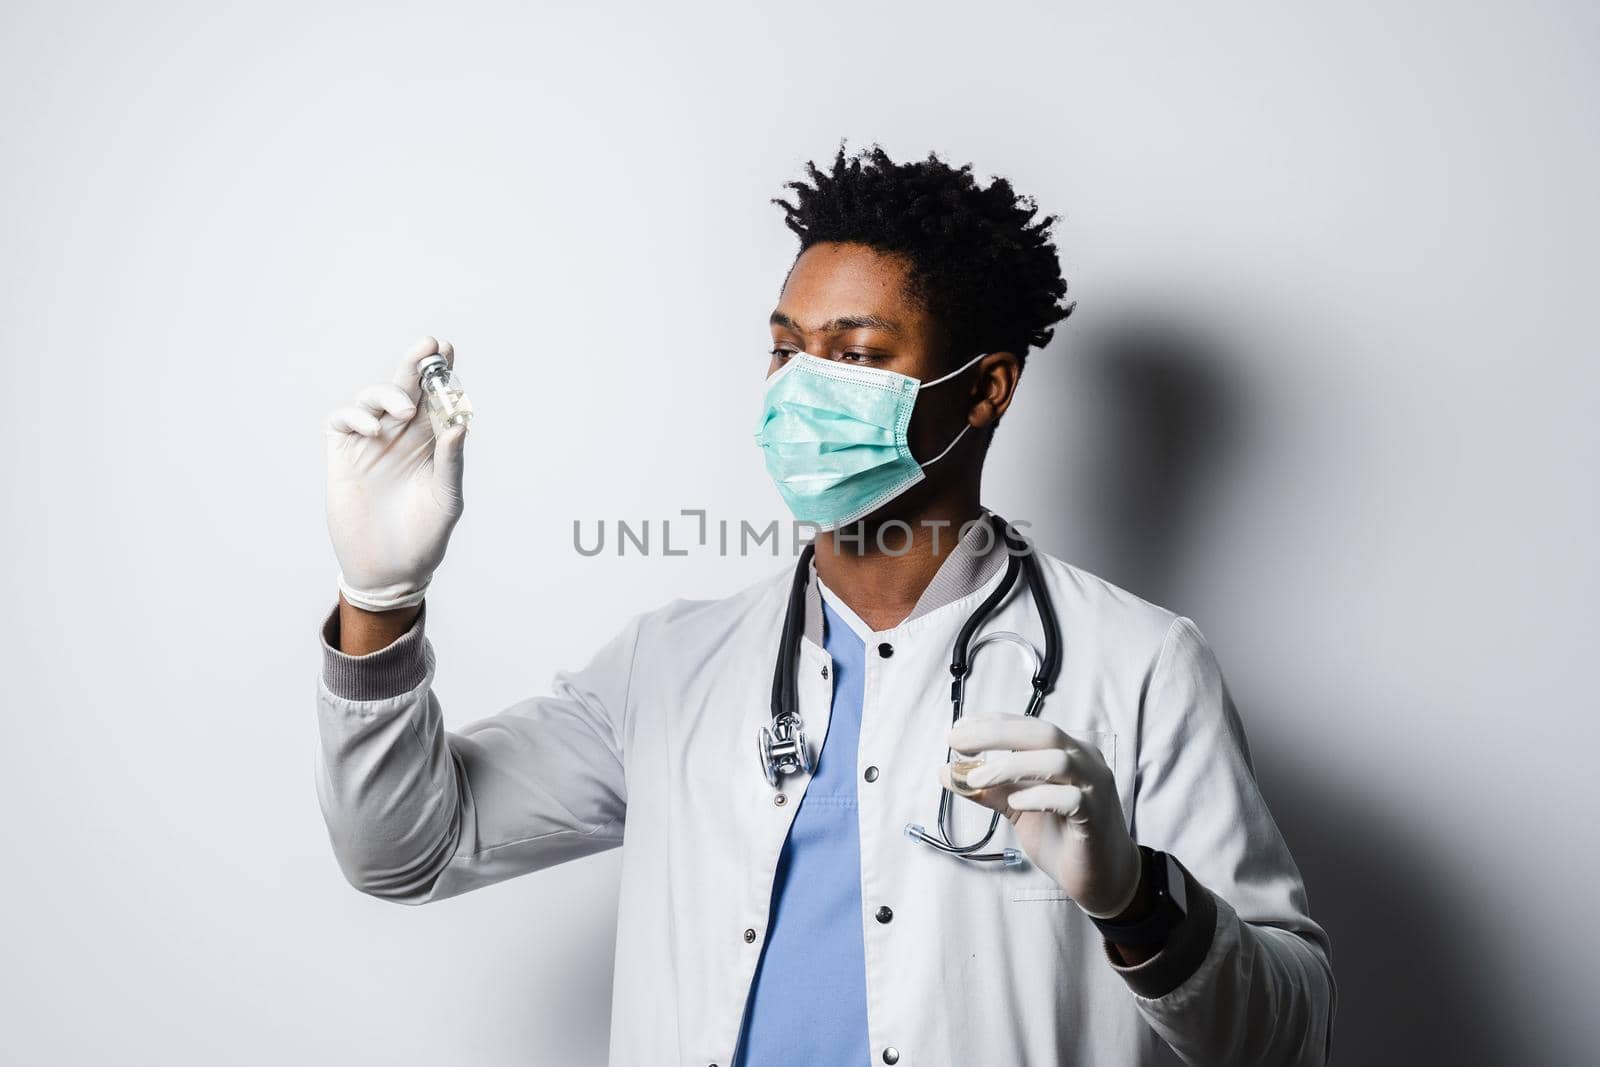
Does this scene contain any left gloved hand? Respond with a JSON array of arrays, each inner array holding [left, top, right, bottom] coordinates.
[[942, 713, 1142, 919]]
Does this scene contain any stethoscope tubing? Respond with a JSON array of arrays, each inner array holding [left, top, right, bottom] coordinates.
[[762, 512, 1063, 865]]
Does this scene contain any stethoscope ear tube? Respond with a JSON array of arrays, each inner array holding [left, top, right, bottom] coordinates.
[[770, 543, 816, 726], [950, 539, 1021, 683], [947, 513, 1062, 699], [904, 821, 1025, 866], [1016, 532, 1062, 697]]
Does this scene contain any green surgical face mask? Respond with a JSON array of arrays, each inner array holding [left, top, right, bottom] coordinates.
[[753, 350, 987, 531]]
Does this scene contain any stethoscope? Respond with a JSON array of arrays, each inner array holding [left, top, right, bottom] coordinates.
[[758, 512, 1063, 865]]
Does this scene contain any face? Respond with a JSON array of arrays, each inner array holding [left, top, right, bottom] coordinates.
[[766, 241, 1020, 468]]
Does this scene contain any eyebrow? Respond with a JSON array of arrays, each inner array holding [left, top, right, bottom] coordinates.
[[769, 310, 902, 335]]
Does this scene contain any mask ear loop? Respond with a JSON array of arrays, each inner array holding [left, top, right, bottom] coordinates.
[[915, 351, 988, 468], [917, 350, 989, 390], [919, 423, 971, 468]]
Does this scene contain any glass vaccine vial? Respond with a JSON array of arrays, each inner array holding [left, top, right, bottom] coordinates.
[[949, 757, 987, 794], [417, 354, 474, 437]]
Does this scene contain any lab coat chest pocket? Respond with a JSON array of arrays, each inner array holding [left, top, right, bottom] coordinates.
[[1007, 727, 1117, 903]]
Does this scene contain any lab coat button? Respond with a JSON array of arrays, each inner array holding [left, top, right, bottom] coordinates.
[[882, 1048, 900, 1064], [743, 928, 757, 943], [877, 642, 894, 658], [875, 906, 893, 924], [774, 792, 788, 807], [864, 765, 880, 782]]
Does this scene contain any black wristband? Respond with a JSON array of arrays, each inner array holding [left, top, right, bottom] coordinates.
[[1090, 847, 1186, 947]]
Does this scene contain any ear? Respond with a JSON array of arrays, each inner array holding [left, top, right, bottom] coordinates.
[[966, 351, 1022, 430]]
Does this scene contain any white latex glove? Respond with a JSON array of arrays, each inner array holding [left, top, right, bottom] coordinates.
[[324, 336, 468, 612], [942, 713, 1142, 919]]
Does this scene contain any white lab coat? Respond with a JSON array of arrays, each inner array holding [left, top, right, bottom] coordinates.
[[314, 537, 1335, 1066]]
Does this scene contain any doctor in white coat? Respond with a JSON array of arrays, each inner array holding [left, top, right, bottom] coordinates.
[[315, 144, 1335, 1066]]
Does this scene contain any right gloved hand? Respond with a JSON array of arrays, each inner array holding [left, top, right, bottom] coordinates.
[[324, 336, 468, 612]]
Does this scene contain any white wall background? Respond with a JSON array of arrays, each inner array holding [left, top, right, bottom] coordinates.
[[3, 1, 1595, 1063]]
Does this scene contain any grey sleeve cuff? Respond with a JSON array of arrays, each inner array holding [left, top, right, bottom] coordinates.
[[319, 601, 429, 701], [1104, 855, 1219, 999]]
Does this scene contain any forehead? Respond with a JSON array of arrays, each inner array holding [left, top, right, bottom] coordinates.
[[775, 242, 928, 330]]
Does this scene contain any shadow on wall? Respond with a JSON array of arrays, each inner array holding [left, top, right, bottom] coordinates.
[[1043, 319, 1518, 1067]]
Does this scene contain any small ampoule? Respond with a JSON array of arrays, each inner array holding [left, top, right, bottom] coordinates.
[[417, 354, 474, 437], [949, 757, 987, 794]]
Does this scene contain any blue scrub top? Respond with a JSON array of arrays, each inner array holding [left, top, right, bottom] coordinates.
[[733, 594, 871, 1065]]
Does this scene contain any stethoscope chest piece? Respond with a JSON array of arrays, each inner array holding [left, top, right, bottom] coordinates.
[[758, 712, 812, 787]]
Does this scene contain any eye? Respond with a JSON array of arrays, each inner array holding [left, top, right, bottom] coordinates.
[[840, 350, 871, 363], [769, 347, 796, 361]]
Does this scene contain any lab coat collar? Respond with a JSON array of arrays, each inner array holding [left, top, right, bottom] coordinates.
[[801, 511, 1009, 645]]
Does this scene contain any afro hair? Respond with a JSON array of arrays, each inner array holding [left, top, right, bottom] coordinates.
[[772, 142, 1074, 369]]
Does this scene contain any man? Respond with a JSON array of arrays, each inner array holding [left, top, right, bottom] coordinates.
[[316, 144, 1335, 1066]]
